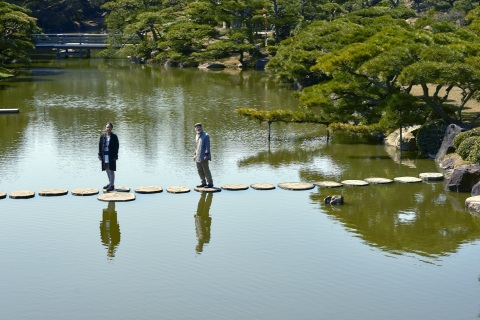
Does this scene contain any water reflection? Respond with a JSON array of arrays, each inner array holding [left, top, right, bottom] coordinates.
[[194, 192, 213, 254], [312, 183, 480, 260], [100, 202, 121, 259]]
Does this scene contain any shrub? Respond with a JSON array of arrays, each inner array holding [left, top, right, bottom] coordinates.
[[457, 136, 480, 160], [467, 142, 480, 164], [416, 120, 448, 156], [453, 129, 480, 149]]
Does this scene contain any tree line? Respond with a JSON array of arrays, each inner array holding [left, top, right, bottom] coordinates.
[[1, 0, 480, 134]]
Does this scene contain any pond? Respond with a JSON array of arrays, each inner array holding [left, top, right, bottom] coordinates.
[[0, 58, 479, 320]]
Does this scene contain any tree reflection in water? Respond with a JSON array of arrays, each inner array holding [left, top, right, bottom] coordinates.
[[311, 183, 480, 260], [100, 202, 121, 259], [194, 192, 213, 254]]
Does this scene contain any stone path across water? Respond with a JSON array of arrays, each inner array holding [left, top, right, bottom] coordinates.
[[250, 183, 276, 190], [38, 189, 68, 196], [0, 172, 447, 202], [166, 186, 190, 194]]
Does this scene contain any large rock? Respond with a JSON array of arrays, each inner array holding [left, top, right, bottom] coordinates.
[[444, 164, 480, 192], [384, 125, 420, 151], [435, 124, 465, 164]]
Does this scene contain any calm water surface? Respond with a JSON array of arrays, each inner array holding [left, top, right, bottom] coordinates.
[[0, 59, 479, 320]]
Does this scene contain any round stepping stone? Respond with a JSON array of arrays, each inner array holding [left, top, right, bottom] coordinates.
[[221, 184, 249, 191], [250, 183, 276, 190], [38, 188, 68, 196], [0, 192, 6, 199], [313, 181, 343, 188], [278, 182, 315, 191], [134, 186, 163, 194], [71, 188, 99, 196], [363, 177, 393, 184], [466, 195, 480, 214], [103, 186, 130, 192], [194, 186, 221, 193], [394, 176, 422, 183], [9, 190, 35, 199], [419, 172, 444, 181], [98, 192, 136, 202], [166, 186, 190, 194], [341, 180, 369, 186]]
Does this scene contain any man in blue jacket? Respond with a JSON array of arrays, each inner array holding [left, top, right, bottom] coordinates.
[[193, 122, 213, 188]]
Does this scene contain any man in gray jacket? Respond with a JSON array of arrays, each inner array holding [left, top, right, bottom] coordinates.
[[194, 122, 213, 188]]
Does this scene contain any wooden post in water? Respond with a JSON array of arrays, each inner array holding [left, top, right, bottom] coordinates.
[[0, 109, 19, 114], [399, 126, 403, 155], [268, 121, 271, 141]]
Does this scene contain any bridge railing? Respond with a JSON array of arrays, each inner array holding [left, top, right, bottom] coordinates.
[[33, 34, 109, 45]]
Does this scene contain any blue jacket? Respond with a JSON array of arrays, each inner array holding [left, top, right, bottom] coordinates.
[[194, 131, 211, 162]]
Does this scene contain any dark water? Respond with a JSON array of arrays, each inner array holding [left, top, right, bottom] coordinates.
[[0, 59, 479, 320]]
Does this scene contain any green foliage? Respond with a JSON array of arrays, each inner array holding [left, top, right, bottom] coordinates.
[[416, 119, 448, 156], [457, 136, 480, 160], [235, 108, 327, 124], [328, 122, 385, 143], [0, 1, 40, 70], [453, 129, 480, 149], [467, 141, 480, 164]]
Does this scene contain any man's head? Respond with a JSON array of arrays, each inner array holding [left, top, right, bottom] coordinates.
[[194, 123, 203, 133]]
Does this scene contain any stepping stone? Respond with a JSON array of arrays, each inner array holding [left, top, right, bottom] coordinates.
[[9, 190, 35, 199], [363, 177, 393, 184], [98, 192, 136, 202], [341, 180, 369, 186], [38, 188, 68, 196], [419, 172, 444, 181], [394, 176, 422, 183], [278, 182, 315, 191], [166, 186, 191, 194], [221, 184, 249, 191], [466, 195, 480, 215], [103, 186, 130, 192], [194, 186, 221, 193], [250, 183, 276, 190], [0, 192, 6, 199], [313, 181, 343, 188], [134, 186, 163, 194], [71, 188, 99, 196]]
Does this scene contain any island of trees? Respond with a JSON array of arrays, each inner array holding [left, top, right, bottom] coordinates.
[[2, 0, 480, 159]]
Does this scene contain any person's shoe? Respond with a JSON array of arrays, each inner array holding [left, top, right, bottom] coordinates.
[[103, 184, 110, 189], [196, 183, 207, 188], [206, 183, 214, 188], [106, 185, 115, 192]]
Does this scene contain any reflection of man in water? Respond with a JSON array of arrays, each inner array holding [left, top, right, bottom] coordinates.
[[100, 202, 121, 258], [195, 192, 212, 254]]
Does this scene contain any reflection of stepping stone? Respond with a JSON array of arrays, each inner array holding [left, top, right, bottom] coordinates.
[[419, 172, 444, 181], [0, 192, 6, 199], [72, 188, 99, 196], [38, 188, 68, 196], [98, 192, 136, 202], [9, 190, 35, 199], [394, 176, 422, 183], [221, 184, 249, 191], [341, 180, 369, 186], [166, 186, 190, 194], [194, 186, 221, 193], [134, 186, 163, 194], [313, 181, 343, 188], [103, 186, 130, 192], [250, 183, 276, 190], [278, 182, 315, 191], [363, 177, 393, 184]]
